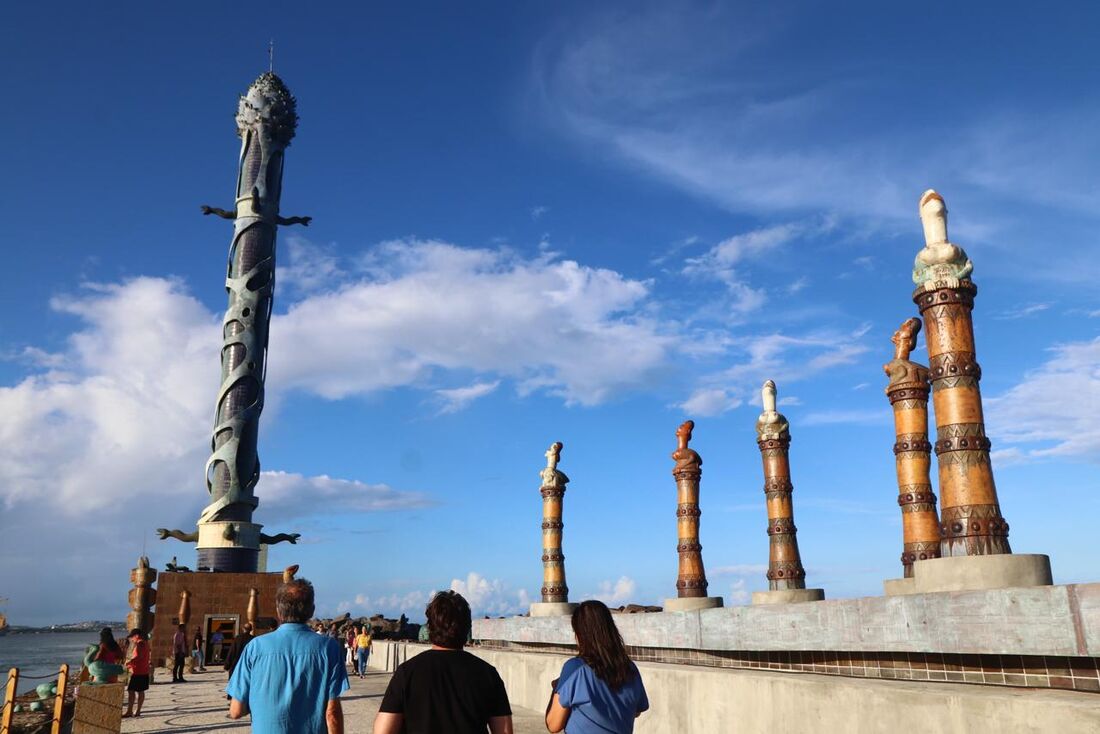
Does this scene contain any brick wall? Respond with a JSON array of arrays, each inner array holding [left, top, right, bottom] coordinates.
[[150, 571, 282, 667]]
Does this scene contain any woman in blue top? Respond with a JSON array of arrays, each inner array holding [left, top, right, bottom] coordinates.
[[546, 600, 649, 734]]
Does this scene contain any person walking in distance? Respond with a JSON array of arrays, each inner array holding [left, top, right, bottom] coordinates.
[[373, 591, 514, 734], [172, 623, 189, 682], [346, 625, 358, 675], [355, 625, 372, 679], [123, 629, 151, 718], [545, 601, 649, 734], [227, 578, 349, 733], [193, 625, 207, 672]]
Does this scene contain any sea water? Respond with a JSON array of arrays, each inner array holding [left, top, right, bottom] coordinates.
[[0, 631, 123, 691]]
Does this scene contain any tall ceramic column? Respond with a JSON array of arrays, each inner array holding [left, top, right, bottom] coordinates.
[[911, 190, 1009, 557], [752, 381, 824, 605], [530, 442, 577, 617], [883, 318, 941, 578], [664, 421, 723, 611], [126, 556, 158, 635], [905, 189, 1051, 593]]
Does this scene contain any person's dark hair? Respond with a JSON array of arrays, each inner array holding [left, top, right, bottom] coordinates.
[[425, 591, 471, 649], [128, 628, 144, 640], [276, 578, 316, 623], [100, 627, 122, 655], [571, 601, 635, 690]]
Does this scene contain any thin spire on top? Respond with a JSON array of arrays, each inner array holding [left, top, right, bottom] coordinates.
[[268, 39, 275, 73]]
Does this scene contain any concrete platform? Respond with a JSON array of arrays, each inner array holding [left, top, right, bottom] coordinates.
[[883, 577, 917, 596], [121, 666, 547, 733]]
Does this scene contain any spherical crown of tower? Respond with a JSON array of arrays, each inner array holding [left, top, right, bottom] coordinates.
[[236, 72, 298, 145]]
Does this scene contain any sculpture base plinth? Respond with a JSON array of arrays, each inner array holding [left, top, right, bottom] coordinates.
[[911, 554, 1052, 594], [883, 577, 919, 596], [529, 602, 577, 617], [751, 588, 825, 605], [663, 596, 724, 612]]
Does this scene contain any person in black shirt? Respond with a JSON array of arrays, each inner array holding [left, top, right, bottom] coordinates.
[[373, 591, 513, 734]]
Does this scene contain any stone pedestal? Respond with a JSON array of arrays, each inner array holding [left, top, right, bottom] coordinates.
[[910, 554, 1052, 594], [529, 602, 577, 617], [664, 596, 723, 612], [751, 588, 825, 605]]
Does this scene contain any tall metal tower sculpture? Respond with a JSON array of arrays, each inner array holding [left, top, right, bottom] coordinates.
[[158, 71, 308, 571]]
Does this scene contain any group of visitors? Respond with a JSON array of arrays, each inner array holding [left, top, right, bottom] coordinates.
[[90, 627, 151, 718], [310, 620, 374, 677], [223, 578, 649, 734]]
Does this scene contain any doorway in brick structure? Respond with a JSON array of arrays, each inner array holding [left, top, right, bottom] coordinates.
[[205, 615, 239, 665]]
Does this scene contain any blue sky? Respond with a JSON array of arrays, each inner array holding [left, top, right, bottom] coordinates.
[[1, 2, 1098, 625]]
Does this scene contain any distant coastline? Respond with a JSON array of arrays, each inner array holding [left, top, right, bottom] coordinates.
[[5, 621, 125, 635]]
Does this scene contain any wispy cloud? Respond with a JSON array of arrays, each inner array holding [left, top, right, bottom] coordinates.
[[434, 380, 501, 414], [679, 388, 741, 417], [986, 337, 1100, 462], [995, 303, 1051, 320], [802, 409, 888, 427]]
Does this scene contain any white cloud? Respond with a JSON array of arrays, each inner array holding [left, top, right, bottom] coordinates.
[[272, 239, 676, 406], [341, 590, 433, 620], [530, 205, 550, 220], [728, 579, 750, 605], [986, 337, 1100, 461], [587, 576, 636, 606], [259, 471, 436, 523], [450, 572, 531, 617], [434, 380, 501, 415], [0, 278, 216, 512], [679, 388, 742, 417]]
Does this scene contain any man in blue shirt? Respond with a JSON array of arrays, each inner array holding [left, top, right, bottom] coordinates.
[[228, 578, 349, 734]]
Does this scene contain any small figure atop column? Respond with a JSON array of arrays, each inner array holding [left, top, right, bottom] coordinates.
[[664, 420, 723, 612], [752, 381, 824, 605], [530, 442, 577, 617]]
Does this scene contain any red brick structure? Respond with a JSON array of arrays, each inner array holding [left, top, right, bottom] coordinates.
[[150, 572, 281, 667]]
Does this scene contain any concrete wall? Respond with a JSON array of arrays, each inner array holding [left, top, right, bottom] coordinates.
[[474, 582, 1100, 656], [371, 641, 1100, 734]]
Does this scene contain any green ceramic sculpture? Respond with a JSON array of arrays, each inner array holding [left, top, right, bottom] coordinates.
[[83, 643, 124, 684]]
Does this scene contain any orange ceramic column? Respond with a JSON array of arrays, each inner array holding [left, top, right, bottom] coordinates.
[[529, 442, 577, 617], [664, 421, 723, 611], [883, 318, 941, 578], [912, 190, 1009, 557], [751, 381, 824, 605]]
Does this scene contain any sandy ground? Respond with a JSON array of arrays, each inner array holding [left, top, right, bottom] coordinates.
[[120, 667, 546, 733]]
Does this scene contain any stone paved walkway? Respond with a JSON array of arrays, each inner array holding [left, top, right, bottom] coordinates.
[[120, 668, 545, 733]]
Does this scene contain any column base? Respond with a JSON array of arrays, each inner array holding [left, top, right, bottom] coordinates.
[[751, 588, 825, 605], [911, 554, 1052, 593], [529, 602, 577, 617], [883, 577, 919, 596], [663, 596, 724, 612]]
